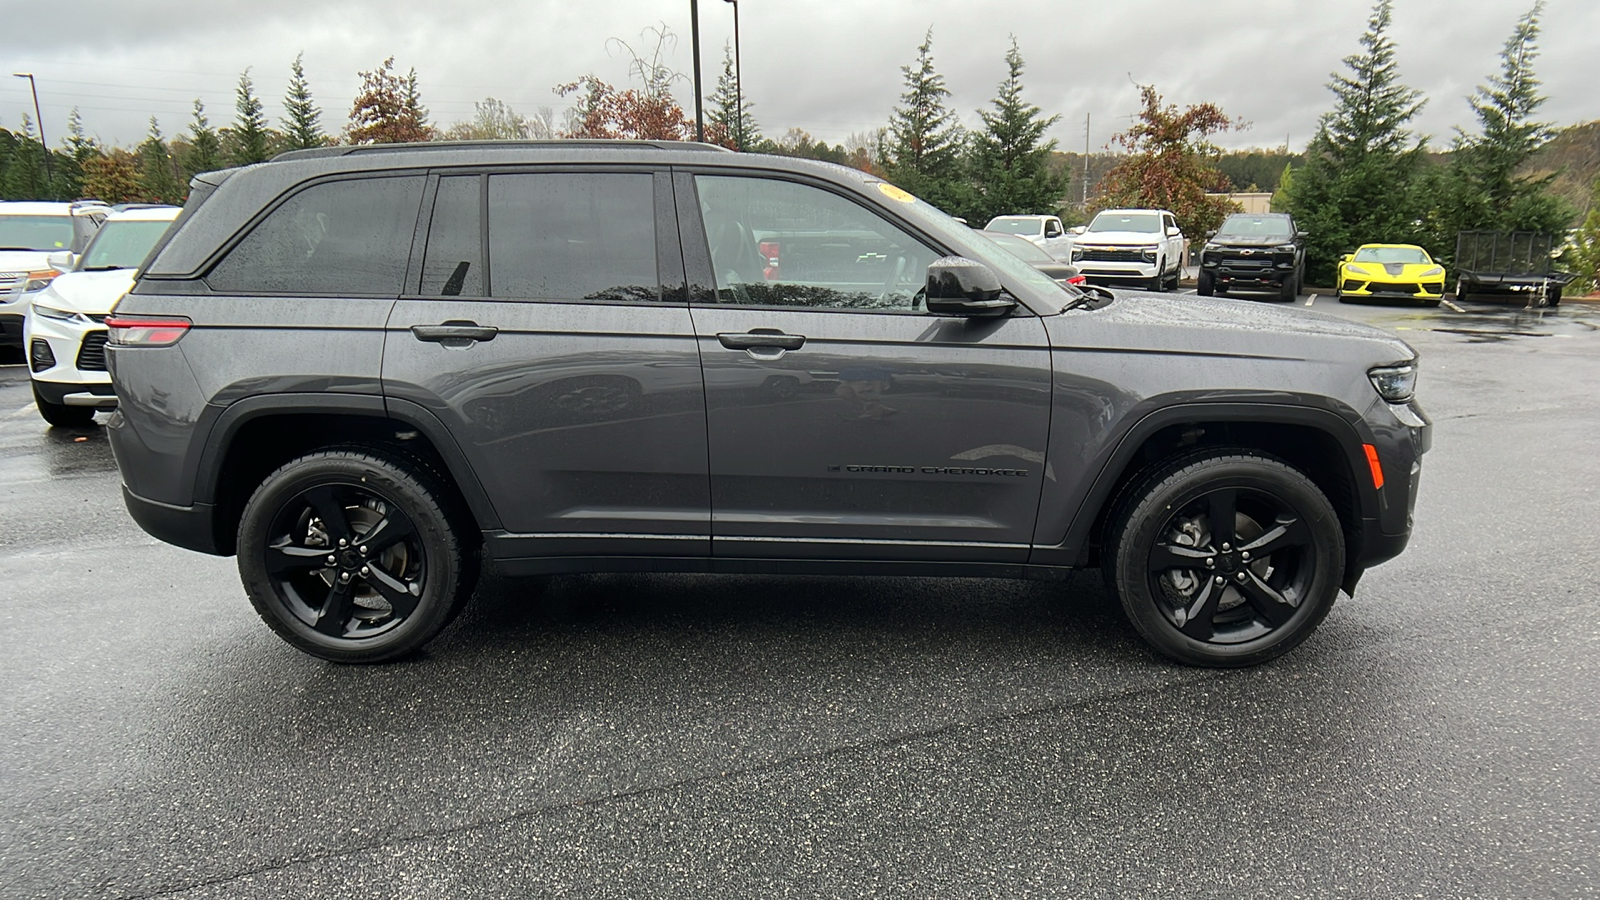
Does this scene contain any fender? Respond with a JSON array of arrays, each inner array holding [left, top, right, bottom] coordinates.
[[1031, 400, 1378, 567]]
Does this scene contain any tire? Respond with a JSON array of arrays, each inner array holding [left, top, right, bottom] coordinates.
[[1455, 279, 1471, 301], [237, 448, 479, 663], [1547, 285, 1562, 307], [1196, 270, 1215, 296], [1105, 450, 1345, 667], [1278, 272, 1299, 303], [1167, 263, 1182, 291], [33, 383, 96, 428]]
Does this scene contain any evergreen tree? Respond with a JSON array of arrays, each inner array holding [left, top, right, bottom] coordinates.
[[967, 38, 1065, 226], [64, 109, 98, 165], [349, 58, 435, 144], [1442, 1, 1570, 236], [282, 53, 328, 151], [882, 28, 967, 215], [707, 44, 759, 150], [3, 114, 49, 199], [403, 67, 433, 139], [1286, 0, 1429, 283], [138, 118, 186, 205], [1562, 175, 1600, 296], [184, 99, 222, 179], [229, 68, 272, 165]]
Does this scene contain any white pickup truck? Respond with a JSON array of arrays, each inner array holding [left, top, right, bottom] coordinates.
[[1068, 208, 1186, 292], [983, 214, 1075, 259]]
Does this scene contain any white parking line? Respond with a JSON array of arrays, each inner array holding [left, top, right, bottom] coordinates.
[[1442, 299, 1465, 313], [1304, 293, 1317, 307], [7, 403, 37, 420]]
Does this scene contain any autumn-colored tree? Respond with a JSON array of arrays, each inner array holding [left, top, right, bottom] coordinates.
[[1096, 84, 1241, 239], [557, 25, 692, 141], [442, 98, 554, 141], [348, 57, 435, 144], [82, 150, 146, 204]]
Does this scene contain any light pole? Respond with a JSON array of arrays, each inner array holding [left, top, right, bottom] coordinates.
[[722, 0, 742, 150], [689, 0, 705, 142], [12, 73, 53, 189]]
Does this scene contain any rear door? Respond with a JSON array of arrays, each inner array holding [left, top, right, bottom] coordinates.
[[382, 168, 709, 558], [676, 171, 1052, 563]]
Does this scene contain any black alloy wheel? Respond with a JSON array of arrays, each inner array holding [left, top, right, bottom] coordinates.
[[1108, 451, 1344, 667], [237, 450, 476, 663]]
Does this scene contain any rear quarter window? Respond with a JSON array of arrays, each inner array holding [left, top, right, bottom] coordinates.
[[206, 175, 424, 295]]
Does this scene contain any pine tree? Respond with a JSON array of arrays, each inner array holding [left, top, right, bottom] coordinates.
[[229, 68, 272, 165], [1444, 1, 1570, 235], [282, 52, 328, 151], [1286, 0, 1429, 283], [64, 109, 98, 165], [882, 28, 967, 215], [403, 67, 434, 139], [138, 117, 186, 204], [967, 38, 1065, 226], [184, 100, 222, 179], [3, 114, 48, 199], [708, 44, 759, 150]]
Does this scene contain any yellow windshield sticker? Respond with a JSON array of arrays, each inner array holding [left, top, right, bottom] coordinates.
[[876, 183, 916, 203]]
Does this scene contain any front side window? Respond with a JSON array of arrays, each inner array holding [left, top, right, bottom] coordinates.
[[208, 176, 424, 295], [487, 172, 658, 302], [694, 175, 937, 311]]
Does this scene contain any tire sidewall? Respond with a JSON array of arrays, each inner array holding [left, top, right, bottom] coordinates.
[[1112, 455, 1345, 667], [237, 452, 464, 663]]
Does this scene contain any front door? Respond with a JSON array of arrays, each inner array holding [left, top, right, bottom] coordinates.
[[676, 172, 1052, 563]]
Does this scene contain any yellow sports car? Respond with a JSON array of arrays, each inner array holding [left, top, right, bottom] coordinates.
[[1337, 244, 1446, 305]]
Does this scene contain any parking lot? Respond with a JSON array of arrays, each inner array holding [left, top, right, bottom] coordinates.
[[2, 295, 1597, 898]]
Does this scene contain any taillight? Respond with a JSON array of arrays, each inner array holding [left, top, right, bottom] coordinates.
[[759, 240, 780, 280], [104, 315, 191, 347], [1066, 274, 1087, 285]]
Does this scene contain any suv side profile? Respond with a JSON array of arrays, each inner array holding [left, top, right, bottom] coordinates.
[[107, 142, 1430, 668], [1197, 212, 1307, 301]]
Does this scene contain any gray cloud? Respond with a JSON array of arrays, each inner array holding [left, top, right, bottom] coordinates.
[[3, 0, 1594, 154]]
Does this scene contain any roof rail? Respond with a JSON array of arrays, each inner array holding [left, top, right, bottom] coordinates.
[[272, 139, 734, 163]]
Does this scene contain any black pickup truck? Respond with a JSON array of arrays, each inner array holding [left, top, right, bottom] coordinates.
[[1197, 212, 1307, 302]]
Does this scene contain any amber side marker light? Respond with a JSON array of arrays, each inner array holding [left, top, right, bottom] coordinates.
[[104, 316, 192, 347], [1362, 443, 1385, 490]]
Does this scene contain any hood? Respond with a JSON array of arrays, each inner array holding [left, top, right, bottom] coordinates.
[[1056, 293, 1414, 363], [29, 268, 138, 315], [0, 249, 58, 274], [1074, 231, 1163, 247], [1342, 261, 1440, 279], [1210, 235, 1291, 248]]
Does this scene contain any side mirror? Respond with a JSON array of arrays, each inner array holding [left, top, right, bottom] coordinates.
[[1165, 226, 1180, 237], [1069, 225, 1087, 235], [47, 250, 76, 271], [925, 257, 1015, 317], [1296, 231, 1309, 239], [1340, 253, 1354, 262]]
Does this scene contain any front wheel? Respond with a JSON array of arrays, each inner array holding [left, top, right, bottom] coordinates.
[[237, 449, 478, 663], [32, 383, 96, 428], [1278, 272, 1299, 303], [1106, 451, 1345, 667], [1196, 270, 1215, 296], [1148, 259, 1167, 292]]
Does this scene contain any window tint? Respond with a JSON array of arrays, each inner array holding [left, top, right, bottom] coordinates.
[[420, 175, 483, 296], [694, 175, 936, 311], [208, 176, 424, 295], [488, 172, 658, 302]]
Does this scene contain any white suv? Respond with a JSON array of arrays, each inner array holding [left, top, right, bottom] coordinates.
[[0, 200, 110, 350], [1069, 208, 1186, 292], [25, 205, 180, 426]]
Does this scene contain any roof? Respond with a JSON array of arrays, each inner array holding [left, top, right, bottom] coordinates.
[[105, 206, 182, 223]]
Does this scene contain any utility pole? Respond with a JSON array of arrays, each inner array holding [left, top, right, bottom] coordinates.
[[724, 0, 742, 150], [13, 73, 53, 189], [1082, 113, 1090, 206], [690, 0, 705, 142]]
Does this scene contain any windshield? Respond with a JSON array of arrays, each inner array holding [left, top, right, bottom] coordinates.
[[0, 214, 75, 251], [1354, 246, 1430, 264], [982, 231, 1054, 263], [1216, 216, 1292, 238], [1087, 212, 1161, 234], [984, 217, 1043, 236], [78, 220, 174, 270], [885, 183, 1075, 307]]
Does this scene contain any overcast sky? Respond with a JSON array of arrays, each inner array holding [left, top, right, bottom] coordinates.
[[2, 0, 1594, 156]]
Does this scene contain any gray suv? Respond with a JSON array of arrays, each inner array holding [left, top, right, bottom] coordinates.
[[106, 141, 1430, 667]]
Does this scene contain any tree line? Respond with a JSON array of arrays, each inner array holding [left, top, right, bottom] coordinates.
[[0, 5, 1592, 291]]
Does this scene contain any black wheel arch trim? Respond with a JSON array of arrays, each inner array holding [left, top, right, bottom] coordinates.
[[186, 392, 502, 531], [1037, 400, 1380, 567]]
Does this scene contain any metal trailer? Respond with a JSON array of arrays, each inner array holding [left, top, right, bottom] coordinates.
[[1454, 230, 1576, 307]]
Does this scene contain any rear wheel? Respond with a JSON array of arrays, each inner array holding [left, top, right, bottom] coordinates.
[[1455, 279, 1471, 301], [1106, 451, 1345, 667], [237, 449, 478, 663], [32, 383, 96, 428]]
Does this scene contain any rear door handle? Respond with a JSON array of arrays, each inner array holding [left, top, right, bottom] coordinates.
[[411, 321, 499, 344], [717, 331, 805, 351]]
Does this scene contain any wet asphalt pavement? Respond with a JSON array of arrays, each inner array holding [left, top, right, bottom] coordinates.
[[1, 295, 1597, 899]]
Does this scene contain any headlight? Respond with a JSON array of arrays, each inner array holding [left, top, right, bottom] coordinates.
[[1344, 263, 1372, 275], [1140, 247, 1157, 262], [1368, 363, 1417, 403], [1204, 242, 1220, 251], [1420, 267, 1443, 278], [1070, 248, 1083, 261], [1275, 243, 1297, 251], [22, 269, 61, 292], [30, 303, 93, 325]]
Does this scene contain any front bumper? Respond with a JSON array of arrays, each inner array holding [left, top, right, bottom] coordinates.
[[1339, 278, 1444, 300], [1201, 256, 1295, 288], [1351, 397, 1431, 576], [24, 312, 114, 404]]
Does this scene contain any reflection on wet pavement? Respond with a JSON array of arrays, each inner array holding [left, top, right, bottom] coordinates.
[[1352, 297, 1598, 342]]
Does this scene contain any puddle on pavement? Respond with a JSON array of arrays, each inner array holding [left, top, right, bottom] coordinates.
[[1364, 299, 1598, 342]]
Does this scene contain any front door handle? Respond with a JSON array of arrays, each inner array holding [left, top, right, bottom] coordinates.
[[411, 321, 499, 344], [717, 331, 805, 351]]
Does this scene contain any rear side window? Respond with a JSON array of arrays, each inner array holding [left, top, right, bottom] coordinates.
[[420, 175, 483, 297], [487, 172, 657, 302], [207, 176, 424, 295]]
